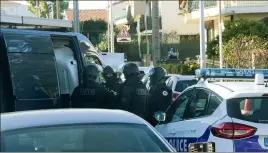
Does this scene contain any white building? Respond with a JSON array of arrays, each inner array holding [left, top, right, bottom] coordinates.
[[0, 1, 34, 17], [161, 1, 199, 37], [184, 0, 268, 41]]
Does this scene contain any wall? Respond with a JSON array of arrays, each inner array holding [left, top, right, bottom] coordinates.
[[129, 1, 146, 16], [161, 1, 199, 36], [112, 1, 127, 21], [1, 3, 34, 17]]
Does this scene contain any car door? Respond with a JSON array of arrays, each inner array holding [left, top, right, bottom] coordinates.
[[180, 88, 223, 148], [155, 89, 195, 152], [2, 30, 60, 111]]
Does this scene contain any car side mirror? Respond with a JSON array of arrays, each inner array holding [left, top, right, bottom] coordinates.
[[153, 111, 166, 122]]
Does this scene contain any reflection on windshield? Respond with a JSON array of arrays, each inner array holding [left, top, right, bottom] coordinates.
[[2, 124, 170, 152]]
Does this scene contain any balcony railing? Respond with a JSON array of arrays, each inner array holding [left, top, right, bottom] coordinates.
[[187, 0, 268, 13], [187, 0, 217, 13], [224, 1, 268, 7]]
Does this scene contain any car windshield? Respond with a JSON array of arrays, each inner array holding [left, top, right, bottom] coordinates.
[[1, 123, 171, 152], [227, 97, 268, 124], [175, 80, 197, 92]]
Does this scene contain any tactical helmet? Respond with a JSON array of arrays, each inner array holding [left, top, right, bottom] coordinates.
[[83, 64, 103, 80], [122, 62, 139, 79], [148, 67, 167, 86]]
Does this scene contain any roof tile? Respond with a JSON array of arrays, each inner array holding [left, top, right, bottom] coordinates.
[[65, 9, 108, 22]]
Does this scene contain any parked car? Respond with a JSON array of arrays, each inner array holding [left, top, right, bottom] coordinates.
[[165, 75, 197, 102], [1, 109, 176, 152]]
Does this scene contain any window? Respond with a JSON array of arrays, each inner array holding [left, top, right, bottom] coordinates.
[[227, 97, 268, 124], [85, 55, 101, 65], [4, 33, 54, 54], [183, 89, 209, 119], [166, 78, 173, 89], [175, 80, 197, 92], [8, 54, 59, 100], [3, 33, 59, 100], [166, 90, 194, 123], [206, 93, 222, 115], [1, 123, 170, 152]]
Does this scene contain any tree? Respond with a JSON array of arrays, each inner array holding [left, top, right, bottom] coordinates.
[[80, 20, 108, 46], [207, 19, 268, 66], [223, 35, 268, 68], [96, 33, 108, 52], [26, 0, 69, 19]]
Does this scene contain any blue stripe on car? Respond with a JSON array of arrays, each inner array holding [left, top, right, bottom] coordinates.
[[165, 127, 211, 152], [234, 136, 268, 152]]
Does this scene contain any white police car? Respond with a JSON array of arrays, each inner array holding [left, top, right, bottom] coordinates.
[[154, 68, 268, 152], [1, 109, 175, 152]]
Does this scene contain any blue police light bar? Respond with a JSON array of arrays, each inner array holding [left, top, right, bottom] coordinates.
[[195, 68, 268, 79]]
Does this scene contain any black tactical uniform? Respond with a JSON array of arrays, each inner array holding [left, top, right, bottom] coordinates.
[[102, 65, 122, 93], [71, 64, 114, 109], [147, 67, 172, 126], [118, 62, 149, 119]]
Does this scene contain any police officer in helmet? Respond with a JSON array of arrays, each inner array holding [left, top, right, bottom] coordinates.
[[102, 65, 122, 93], [147, 67, 172, 126], [118, 62, 149, 119], [71, 63, 114, 109]]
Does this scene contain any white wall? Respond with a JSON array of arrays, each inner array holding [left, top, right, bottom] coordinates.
[[161, 1, 199, 35], [112, 1, 127, 21], [1, 3, 34, 17]]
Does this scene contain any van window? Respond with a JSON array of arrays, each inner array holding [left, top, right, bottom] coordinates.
[[4, 33, 54, 54], [8, 54, 59, 100], [4, 33, 59, 100]]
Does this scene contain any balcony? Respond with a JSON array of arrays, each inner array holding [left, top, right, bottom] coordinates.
[[185, 0, 268, 22]]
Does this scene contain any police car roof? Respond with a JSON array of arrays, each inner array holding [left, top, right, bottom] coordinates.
[[193, 81, 268, 99], [1, 109, 149, 132]]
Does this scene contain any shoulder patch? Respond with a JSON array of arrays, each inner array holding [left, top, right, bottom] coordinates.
[[162, 91, 168, 96]]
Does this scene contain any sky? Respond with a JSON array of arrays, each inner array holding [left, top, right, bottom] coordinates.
[[12, 1, 108, 10]]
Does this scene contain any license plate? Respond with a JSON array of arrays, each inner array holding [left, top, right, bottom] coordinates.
[[264, 137, 268, 147]]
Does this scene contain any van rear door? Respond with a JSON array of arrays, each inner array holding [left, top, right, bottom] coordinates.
[[2, 30, 60, 111]]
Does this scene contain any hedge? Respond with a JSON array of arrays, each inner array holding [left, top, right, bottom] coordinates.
[[157, 62, 200, 75]]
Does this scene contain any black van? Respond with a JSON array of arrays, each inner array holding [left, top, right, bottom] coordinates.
[[0, 28, 103, 112]]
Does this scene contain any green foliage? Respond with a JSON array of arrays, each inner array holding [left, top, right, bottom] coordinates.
[[26, 0, 69, 19], [126, 5, 133, 24], [223, 34, 268, 68], [206, 36, 219, 59], [96, 33, 108, 52], [223, 19, 268, 41], [157, 62, 200, 75], [207, 19, 268, 64], [80, 20, 108, 46]]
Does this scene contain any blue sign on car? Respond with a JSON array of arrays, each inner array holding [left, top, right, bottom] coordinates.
[[264, 138, 268, 147]]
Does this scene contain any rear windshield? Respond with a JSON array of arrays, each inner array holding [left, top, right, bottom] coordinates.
[[1, 123, 170, 152], [175, 80, 197, 92], [227, 97, 268, 124]]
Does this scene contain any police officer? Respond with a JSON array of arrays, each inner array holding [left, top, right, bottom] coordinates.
[[71, 63, 114, 109], [118, 62, 149, 119], [102, 65, 122, 93], [147, 67, 172, 126]]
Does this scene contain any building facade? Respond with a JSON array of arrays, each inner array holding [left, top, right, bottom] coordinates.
[[0, 1, 34, 17]]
